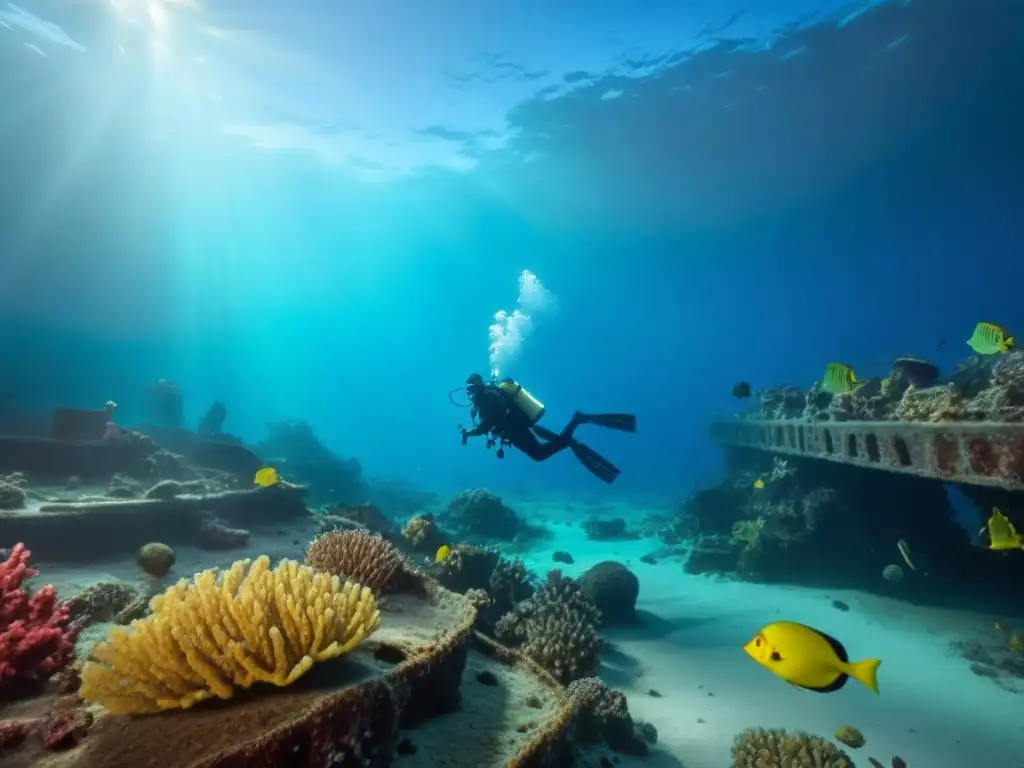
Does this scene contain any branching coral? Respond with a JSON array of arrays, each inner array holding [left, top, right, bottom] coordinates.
[[79, 556, 380, 714], [0, 543, 78, 699], [305, 529, 407, 594], [494, 569, 601, 684], [731, 727, 853, 768]]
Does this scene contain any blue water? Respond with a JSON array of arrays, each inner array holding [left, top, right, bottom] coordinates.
[[0, 0, 1021, 502]]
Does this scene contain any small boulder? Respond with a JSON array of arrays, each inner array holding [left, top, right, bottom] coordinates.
[[580, 561, 640, 625], [136, 542, 175, 577]]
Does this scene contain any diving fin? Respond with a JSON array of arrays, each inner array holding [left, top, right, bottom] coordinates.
[[571, 440, 621, 484], [580, 413, 637, 433]]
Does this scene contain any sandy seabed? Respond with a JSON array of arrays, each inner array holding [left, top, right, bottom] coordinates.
[[511, 508, 1023, 768]]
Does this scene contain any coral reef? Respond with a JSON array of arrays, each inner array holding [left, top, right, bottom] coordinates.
[[0, 472, 27, 510], [436, 544, 500, 594], [495, 569, 602, 684], [681, 449, 970, 588], [753, 350, 1024, 423], [0, 544, 77, 699], [567, 676, 648, 755], [731, 727, 853, 767], [402, 513, 448, 553], [305, 528, 408, 594], [80, 556, 381, 714], [65, 582, 144, 627], [443, 488, 523, 540], [578, 561, 640, 625]]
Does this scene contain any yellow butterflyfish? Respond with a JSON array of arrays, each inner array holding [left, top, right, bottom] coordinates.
[[967, 322, 1014, 355], [753, 478, 765, 489], [822, 363, 858, 395], [986, 507, 1024, 551], [254, 467, 279, 488], [743, 621, 881, 694], [435, 544, 452, 563]]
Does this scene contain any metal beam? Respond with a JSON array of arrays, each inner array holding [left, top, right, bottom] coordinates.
[[707, 419, 1024, 490]]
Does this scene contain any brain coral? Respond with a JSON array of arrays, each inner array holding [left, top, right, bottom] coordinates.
[[79, 556, 380, 714], [305, 528, 407, 594]]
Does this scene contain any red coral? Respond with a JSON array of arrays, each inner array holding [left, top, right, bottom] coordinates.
[[0, 544, 77, 699]]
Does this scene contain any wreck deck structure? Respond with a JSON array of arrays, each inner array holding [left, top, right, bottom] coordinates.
[[708, 419, 1024, 491]]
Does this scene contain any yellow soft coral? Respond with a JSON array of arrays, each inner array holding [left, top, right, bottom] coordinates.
[[731, 517, 766, 552], [80, 556, 380, 715]]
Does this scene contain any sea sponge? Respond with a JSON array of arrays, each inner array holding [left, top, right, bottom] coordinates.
[[79, 556, 380, 714], [305, 529, 407, 594], [732, 727, 853, 768]]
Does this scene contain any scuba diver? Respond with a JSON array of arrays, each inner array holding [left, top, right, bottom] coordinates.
[[457, 373, 636, 484]]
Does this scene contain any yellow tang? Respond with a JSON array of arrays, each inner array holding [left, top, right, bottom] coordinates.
[[822, 363, 858, 395], [435, 544, 452, 563], [743, 621, 881, 694], [753, 478, 765, 489], [967, 322, 1014, 355], [254, 467, 279, 488], [985, 507, 1024, 551]]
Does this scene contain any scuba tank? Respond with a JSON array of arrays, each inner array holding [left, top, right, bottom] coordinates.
[[497, 378, 546, 426]]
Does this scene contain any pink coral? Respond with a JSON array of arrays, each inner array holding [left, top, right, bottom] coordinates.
[[0, 544, 77, 699]]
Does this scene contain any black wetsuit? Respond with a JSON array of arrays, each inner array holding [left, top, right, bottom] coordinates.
[[464, 386, 581, 461]]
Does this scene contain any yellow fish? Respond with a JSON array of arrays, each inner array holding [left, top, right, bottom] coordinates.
[[967, 322, 1014, 355], [822, 363, 858, 395], [1010, 634, 1024, 653], [743, 621, 881, 694], [253, 467, 279, 488], [753, 478, 765, 489], [986, 507, 1024, 551], [435, 544, 451, 563]]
